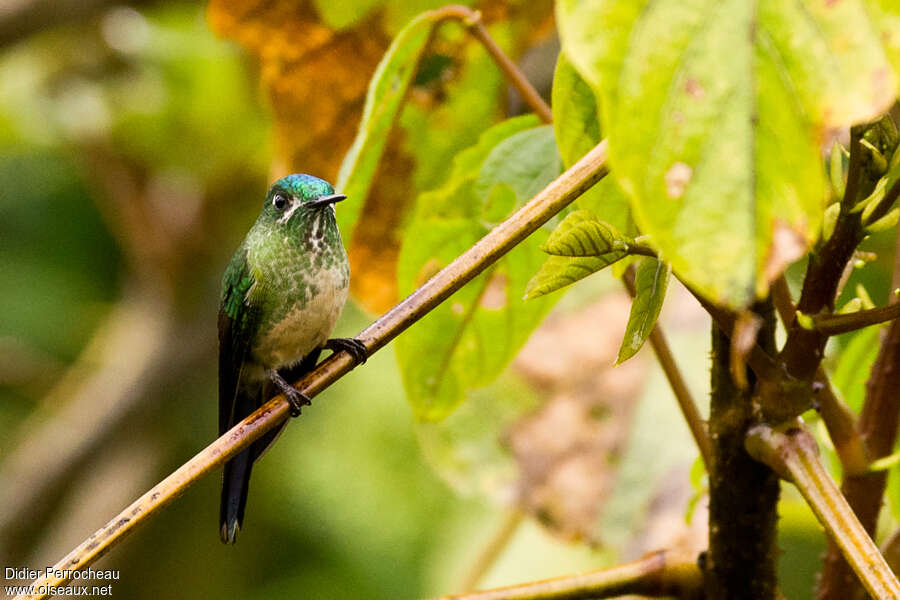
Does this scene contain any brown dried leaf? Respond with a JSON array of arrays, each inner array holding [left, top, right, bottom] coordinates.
[[208, 0, 406, 311], [208, 1, 556, 313]]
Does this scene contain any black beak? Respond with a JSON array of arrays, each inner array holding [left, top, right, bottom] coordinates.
[[308, 193, 346, 208]]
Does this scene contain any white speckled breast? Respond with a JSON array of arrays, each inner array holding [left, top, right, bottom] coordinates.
[[250, 261, 349, 371]]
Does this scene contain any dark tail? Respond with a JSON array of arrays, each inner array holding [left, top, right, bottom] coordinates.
[[218, 351, 321, 543], [220, 446, 253, 543], [219, 383, 289, 544]]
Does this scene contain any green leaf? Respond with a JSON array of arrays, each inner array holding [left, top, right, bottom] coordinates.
[[541, 209, 631, 257], [831, 326, 883, 413], [551, 51, 631, 233], [552, 52, 601, 168], [396, 119, 561, 421], [525, 254, 624, 299], [617, 258, 670, 363], [335, 11, 435, 238], [474, 125, 562, 222], [560, 0, 900, 308]]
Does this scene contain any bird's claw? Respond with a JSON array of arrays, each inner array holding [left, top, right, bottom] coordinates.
[[269, 370, 312, 417], [284, 388, 312, 417], [325, 337, 368, 365]]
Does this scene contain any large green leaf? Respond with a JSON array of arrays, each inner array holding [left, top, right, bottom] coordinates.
[[335, 11, 435, 238], [617, 258, 670, 364], [551, 51, 631, 232], [396, 118, 561, 421], [559, 0, 899, 307]]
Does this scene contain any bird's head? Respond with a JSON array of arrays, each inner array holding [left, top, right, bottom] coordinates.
[[259, 174, 345, 228]]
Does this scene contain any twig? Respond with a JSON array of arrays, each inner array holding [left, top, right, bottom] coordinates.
[[430, 550, 703, 600], [772, 277, 867, 476], [622, 266, 711, 468], [746, 422, 900, 600], [15, 141, 611, 600], [818, 232, 900, 600], [457, 510, 524, 593], [431, 5, 553, 124], [810, 302, 900, 335]]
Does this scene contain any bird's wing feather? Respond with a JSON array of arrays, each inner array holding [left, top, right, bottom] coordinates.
[[218, 248, 261, 436]]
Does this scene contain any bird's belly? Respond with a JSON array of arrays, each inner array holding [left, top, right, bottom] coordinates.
[[251, 267, 348, 371]]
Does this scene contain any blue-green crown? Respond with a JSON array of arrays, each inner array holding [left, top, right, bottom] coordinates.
[[269, 174, 334, 201]]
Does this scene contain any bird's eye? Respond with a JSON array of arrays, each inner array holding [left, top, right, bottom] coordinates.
[[273, 194, 288, 210]]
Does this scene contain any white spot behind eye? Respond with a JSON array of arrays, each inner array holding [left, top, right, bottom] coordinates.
[[277, 197, 301, 223]]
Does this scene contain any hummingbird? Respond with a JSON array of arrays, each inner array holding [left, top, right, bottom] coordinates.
[[218, 173, 366, 544]]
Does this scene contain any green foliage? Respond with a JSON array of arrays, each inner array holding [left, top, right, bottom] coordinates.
[[541, 210, 631, 257], [831, 326, 883, 413], [395, 118, 561, 420], [617, 258, 669, 364], [550, 51, 630, 231], [557, 0, 899, 308], [335, 11, 435, 238]]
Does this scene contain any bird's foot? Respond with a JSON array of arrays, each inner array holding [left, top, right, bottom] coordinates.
[[325, 337, 368, 365], [269, 370, 311, 417]]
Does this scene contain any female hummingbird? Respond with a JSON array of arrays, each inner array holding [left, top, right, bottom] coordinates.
[[218, 174, 366, 543]]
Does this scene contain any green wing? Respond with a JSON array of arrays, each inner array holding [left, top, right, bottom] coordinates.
[[218, 247, 261, 436]]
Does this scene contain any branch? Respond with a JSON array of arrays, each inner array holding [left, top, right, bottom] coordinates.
[[810, 301, 900, 336], [705, 320, 779, 599], [622, 266, 712, 468], [15, 141, 610, 600], [818, 228, 900, 600], [456, 510, 523, 593], [767, 122, 885, 422], [771, 277, 868, 476], [746, 422, 900, 600], [431, 5, 553, 124], [431, 550, 703, 600]]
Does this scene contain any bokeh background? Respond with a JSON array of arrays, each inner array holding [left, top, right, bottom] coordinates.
[[4, 1, 890, 598]]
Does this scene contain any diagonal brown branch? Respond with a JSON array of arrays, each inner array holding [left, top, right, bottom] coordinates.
[[430, 550, 703, 600], [15, 141, 610, 600]]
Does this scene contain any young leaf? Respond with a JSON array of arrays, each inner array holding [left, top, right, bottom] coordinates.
[[617, 258, 670, 363], [551, 51, 632, 233], [335, 11, 435, 238], [525, 254, 624, 299], [396, 119, 562, 421], [541, 209, 631, 257], [560, 0, 900, 308]]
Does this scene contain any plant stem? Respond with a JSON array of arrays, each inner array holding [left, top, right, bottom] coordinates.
[[772, 277, 868, 476], [431, 550, 703, 600], [704, 320, 780, 600], [811, 302, 900, 335], [431, 5, 553, 124], [15, 141, 611, 600], [457, 510, 524, 593], [818, 229, 900, 600], [746, 422, 900, 600], [622, 266, 711, 468]]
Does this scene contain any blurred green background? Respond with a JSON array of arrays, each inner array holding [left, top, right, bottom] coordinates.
[[0, 1, 846, 598]]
